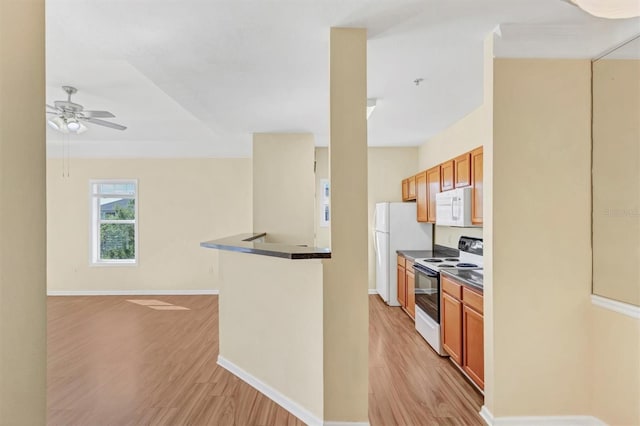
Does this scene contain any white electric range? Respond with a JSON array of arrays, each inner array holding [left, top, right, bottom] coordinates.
[[412, 236, 483, 355]]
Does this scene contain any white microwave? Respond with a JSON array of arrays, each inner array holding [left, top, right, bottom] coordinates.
[[435, 187, 473, 227]]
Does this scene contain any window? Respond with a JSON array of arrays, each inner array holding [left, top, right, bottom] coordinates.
[[91, 180, 138, 265]]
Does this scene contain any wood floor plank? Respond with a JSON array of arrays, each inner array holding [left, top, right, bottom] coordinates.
[[48, 294, 483, 425]]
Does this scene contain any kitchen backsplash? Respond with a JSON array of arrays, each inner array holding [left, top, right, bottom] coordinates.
[[435, 226, 483, 249]]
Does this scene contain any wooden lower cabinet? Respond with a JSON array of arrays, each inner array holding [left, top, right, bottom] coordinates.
[[406, 268, 415, 318], [397, 263, 406, 307], [463, 305, 484, 389], [441, 274, 484, 390], [442, 292, 463, 365], [396, 255, 415, 319]]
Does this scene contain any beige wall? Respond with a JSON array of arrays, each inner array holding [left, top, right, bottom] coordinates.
[[0, 0, 47, 423], [416, 60, 489, 250], [591, 305, 640, 425], [592, 59, 640, 306], [591, 58, 640, 426], [367, 147, 420, 288], [47, 158, 252, 292], [323, 27, 369, 422], [480, 33, 495, 414], [314, 147, 331, 248], [253, 133, 315, 246], [218, 251, 324, 419], [418, 105, 491, 171], [492, 58, 592, 416]]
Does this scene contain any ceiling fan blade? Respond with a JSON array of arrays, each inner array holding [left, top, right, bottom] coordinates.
[[83, 110, 116, 118], [46, 104, 60, 111], [83, 117, 127, 131]]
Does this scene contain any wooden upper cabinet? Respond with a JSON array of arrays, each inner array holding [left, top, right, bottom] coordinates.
[[407, 175, 417, 200], [416, 171, 428, 222], [426, 166, 441, 223], [402, 179, 409, 201], [440, 160, 454, 191], [471, 147, 483, 225], [463, 305, 484, 389], [454, 153, 471, 188]]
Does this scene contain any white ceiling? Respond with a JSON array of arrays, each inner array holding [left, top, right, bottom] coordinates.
[[45, 0, 640, 158]]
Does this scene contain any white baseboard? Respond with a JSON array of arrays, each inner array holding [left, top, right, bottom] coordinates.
[[47, 289, 219, 296], [217, 355, 369, 426], [368, 289, 378, 295], [217, 355, 324, 426], [480, 406, 606, 426], [591, 294, 640, 319]]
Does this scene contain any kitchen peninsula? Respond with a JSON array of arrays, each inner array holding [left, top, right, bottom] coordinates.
[[201, 232, 330, 424]]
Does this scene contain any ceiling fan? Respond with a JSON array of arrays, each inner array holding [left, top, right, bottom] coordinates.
[[46, 86, 127, 134]]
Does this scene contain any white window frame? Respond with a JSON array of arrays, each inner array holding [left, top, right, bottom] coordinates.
[[90, 179, 139, 266]]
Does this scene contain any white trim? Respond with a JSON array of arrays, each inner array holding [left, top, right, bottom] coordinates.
[[480, 406, 493, 425], [368, 289, 378, 294], [47, 289, 219, 296], [217, 355, 325, 426], [480, 406, 606, 426], [591, 295, 640, 319]]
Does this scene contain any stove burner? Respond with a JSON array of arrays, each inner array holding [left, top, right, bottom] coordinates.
[[439, 264, 455, 268], [424, 258, 443, 263], [444, 258, 459, 262], [456, 263, 478, 268]]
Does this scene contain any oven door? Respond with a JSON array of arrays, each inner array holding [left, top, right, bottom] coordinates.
[[413, 263, 440, 324]]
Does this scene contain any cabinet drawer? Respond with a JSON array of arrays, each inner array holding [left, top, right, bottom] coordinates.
[[405, 259, 414, 270], [463, 287, 483, 313], [441, 275, 462, 299], [397, 255, 405, 268]]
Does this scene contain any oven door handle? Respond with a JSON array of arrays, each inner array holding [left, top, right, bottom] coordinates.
[[413, 264, 438, 277]]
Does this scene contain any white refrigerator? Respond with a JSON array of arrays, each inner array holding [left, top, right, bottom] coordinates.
[[374, 202, 433, 306]]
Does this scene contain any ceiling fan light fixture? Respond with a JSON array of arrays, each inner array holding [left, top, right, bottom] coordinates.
[[47, 116, 69, 133], [66, 119, 81, 132], [367, 98, 377, 119]]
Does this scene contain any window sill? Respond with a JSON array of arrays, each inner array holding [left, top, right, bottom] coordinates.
[[90, 260, 138, 268]]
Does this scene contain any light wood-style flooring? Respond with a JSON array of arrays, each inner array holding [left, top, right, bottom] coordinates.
[[48, 295, 483, 425]]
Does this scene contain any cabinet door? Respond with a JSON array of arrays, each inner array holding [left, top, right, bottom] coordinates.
[[397, 265, 406, 307], [454, 153, 471, 188], [416, 171, 428, 222], [442, 292, 463, 365], [406, 269, 415, 319], [441, 160, 454, 191], [408, 175, 417, 200], [471, 147, 483, 225], [463, 305, 484, 389], [425, 166, 441, 223], [402, 179, 409, 201]]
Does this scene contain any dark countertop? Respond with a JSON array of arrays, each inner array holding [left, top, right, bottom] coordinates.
[[441, 269, 484, 292], [200, 233, 331, 260], [396, 245, 459, 261]]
